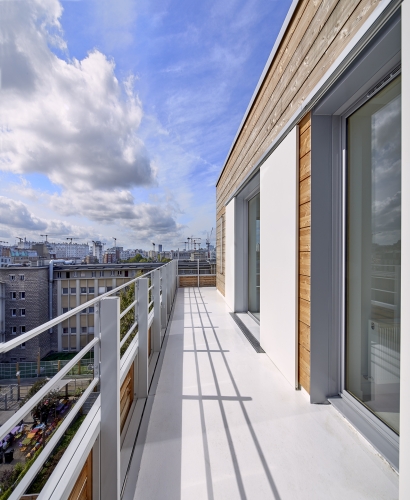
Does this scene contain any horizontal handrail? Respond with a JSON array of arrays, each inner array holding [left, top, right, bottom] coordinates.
[[120, 299, 137, 319], [0, 337, 98, 441], [0, 267, 161, 354], [10, 377, 99, 499], [120, 320, 138, 349]]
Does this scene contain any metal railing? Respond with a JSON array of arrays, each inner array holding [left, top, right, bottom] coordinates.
[[0, 260, 178, 500]]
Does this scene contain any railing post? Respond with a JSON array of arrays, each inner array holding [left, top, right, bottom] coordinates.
[[161, 267, 168, 328], [137, 278, 149, 398], [153, 270, 161, 352], [100, 297, 120, 500], [167, 264, 171, 316]]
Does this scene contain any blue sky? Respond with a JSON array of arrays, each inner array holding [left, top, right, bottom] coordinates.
[[0, 0, 291, 250]]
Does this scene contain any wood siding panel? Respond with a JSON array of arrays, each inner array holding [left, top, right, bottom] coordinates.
[[298, 113, 311, 393], [120, 365, 134, 433], [179, 276, 217, 288], [68, 452, 92, 500]]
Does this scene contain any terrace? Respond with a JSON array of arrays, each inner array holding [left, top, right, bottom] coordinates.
[[0, 261, 398, 499]]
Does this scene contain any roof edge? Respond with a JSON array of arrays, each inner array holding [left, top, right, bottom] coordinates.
[[216, 0, 301, 187]]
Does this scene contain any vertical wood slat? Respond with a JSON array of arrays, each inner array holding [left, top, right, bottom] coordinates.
[[120, 364, 134, 433], [299, 112, 311, 393], [67, 452, 92, 500]]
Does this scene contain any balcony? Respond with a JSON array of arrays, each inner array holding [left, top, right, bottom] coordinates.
[[0, 262, 398, 499]]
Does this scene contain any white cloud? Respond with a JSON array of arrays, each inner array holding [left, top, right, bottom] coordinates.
[[0, 0, 153, 193]]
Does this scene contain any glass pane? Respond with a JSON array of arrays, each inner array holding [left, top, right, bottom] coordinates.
[[248, 193, 260, 319], [346, 76, 401, 434]]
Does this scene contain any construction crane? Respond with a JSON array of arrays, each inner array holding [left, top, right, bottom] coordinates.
[[113, 237, 117, 248], [191, 237, 201, 250], [16, 237, 24, 243], [206, 228, 214, 258], [66, 237, 79, 244], [179, 241, 188, 250], [0, 240, 8, 245]]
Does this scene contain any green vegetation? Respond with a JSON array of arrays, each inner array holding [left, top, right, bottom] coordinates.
[[41, 352, 93, 361], [27, 415, 86, 494], [120, 284, 136, 357]]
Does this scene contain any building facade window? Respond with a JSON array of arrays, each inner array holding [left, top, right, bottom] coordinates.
[[19, 274, 25, 281], [70, 327, 76, 334], [9, 275, 15, 281], [20, 291, 25, 300], [88, 287, 94, 294], [81, 326, 87, 333], [57, 272, 62, 278], [62, 307, 69, 314], [70, 287, 76, 294], [11, 326, 17, 335], [346, 75, 401, 435], [91, 271, 96, 277], [80, 287, 87, 294], [99, 271, 104, 277], [20, 343, 26, 349], [62, 288, 68, 294], [11, 308, 16, 316], [10, 291, 16, 300], [20, 326, 25, 334], [71, 272, 77, 278], [63, 327, 69, 334], [20, 308, 26, 317], [248, 193, 260, 320]]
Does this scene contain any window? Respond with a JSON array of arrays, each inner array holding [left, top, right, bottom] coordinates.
[[9, 275, 15, 281], [20, 326, 25, 334], [10, 291, 16, 300], [62, 307, 69, 314], [11, 326, 17, 335], [72, 272, 78, 278], [66, 272, 70, 279], [80, 287, 87, 294], [107, 286, 112, 292], [81, 308, 87, 314], [10, 357, 17, 362], [124, 270, 129, 277], [20, 308, 26, 317], [19, 357, 26, 362], [91, 271, 96, 277], [110, 270, 115, 276], [62, 288, 68, 294], [20, 291, 25, 300], [88, 327, 94, 334], [88, 306, 94, 313], [248, 193, 260, 320], [63, 327, 69, 334], [11, 308, 16, 317], [19, 274, 25, 281], [98, 286, 106, 294], [70, 287, 76, 294], [117, 270, 122, 276], [81, 326, 87, 334], [88, 287, 94, 294], [57, 272, 62, 278], [20, 343, 26, 349], [70, 327, 76, 334], [81, 272, 85, 277], [99, 271, 104, 277], [346, 76, 401, 435]]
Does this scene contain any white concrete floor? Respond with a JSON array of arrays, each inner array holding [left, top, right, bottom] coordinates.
[[132, 287, 398, 500]]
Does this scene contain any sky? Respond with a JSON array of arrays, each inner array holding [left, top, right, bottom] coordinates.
[[0, 0, 291, 250]]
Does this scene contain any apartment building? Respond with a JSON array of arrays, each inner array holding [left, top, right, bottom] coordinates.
[[0, 267, 55, 362], [216, 0, 408, 483], [53, 264, 140, 351]]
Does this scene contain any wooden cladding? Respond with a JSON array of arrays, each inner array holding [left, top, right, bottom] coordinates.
[[179, 275, 217, 288], [120, 364, 134, 433], [298, 112, 311, 393], [68, 452, 92, 500], [216, 0, 381, 297]]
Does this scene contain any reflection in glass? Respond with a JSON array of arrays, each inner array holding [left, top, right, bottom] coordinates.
[[346, 76, 401, 434], [248, 193, 260, 320]]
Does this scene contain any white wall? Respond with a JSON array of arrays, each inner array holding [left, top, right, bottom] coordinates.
[[225, 198, 236, 311], [400, 1, 409, 497], [260, 127, 298, 388]]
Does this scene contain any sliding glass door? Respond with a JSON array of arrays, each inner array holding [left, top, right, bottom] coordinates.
[[346, 76, 401, 434], [248, 193, 260, 320]]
